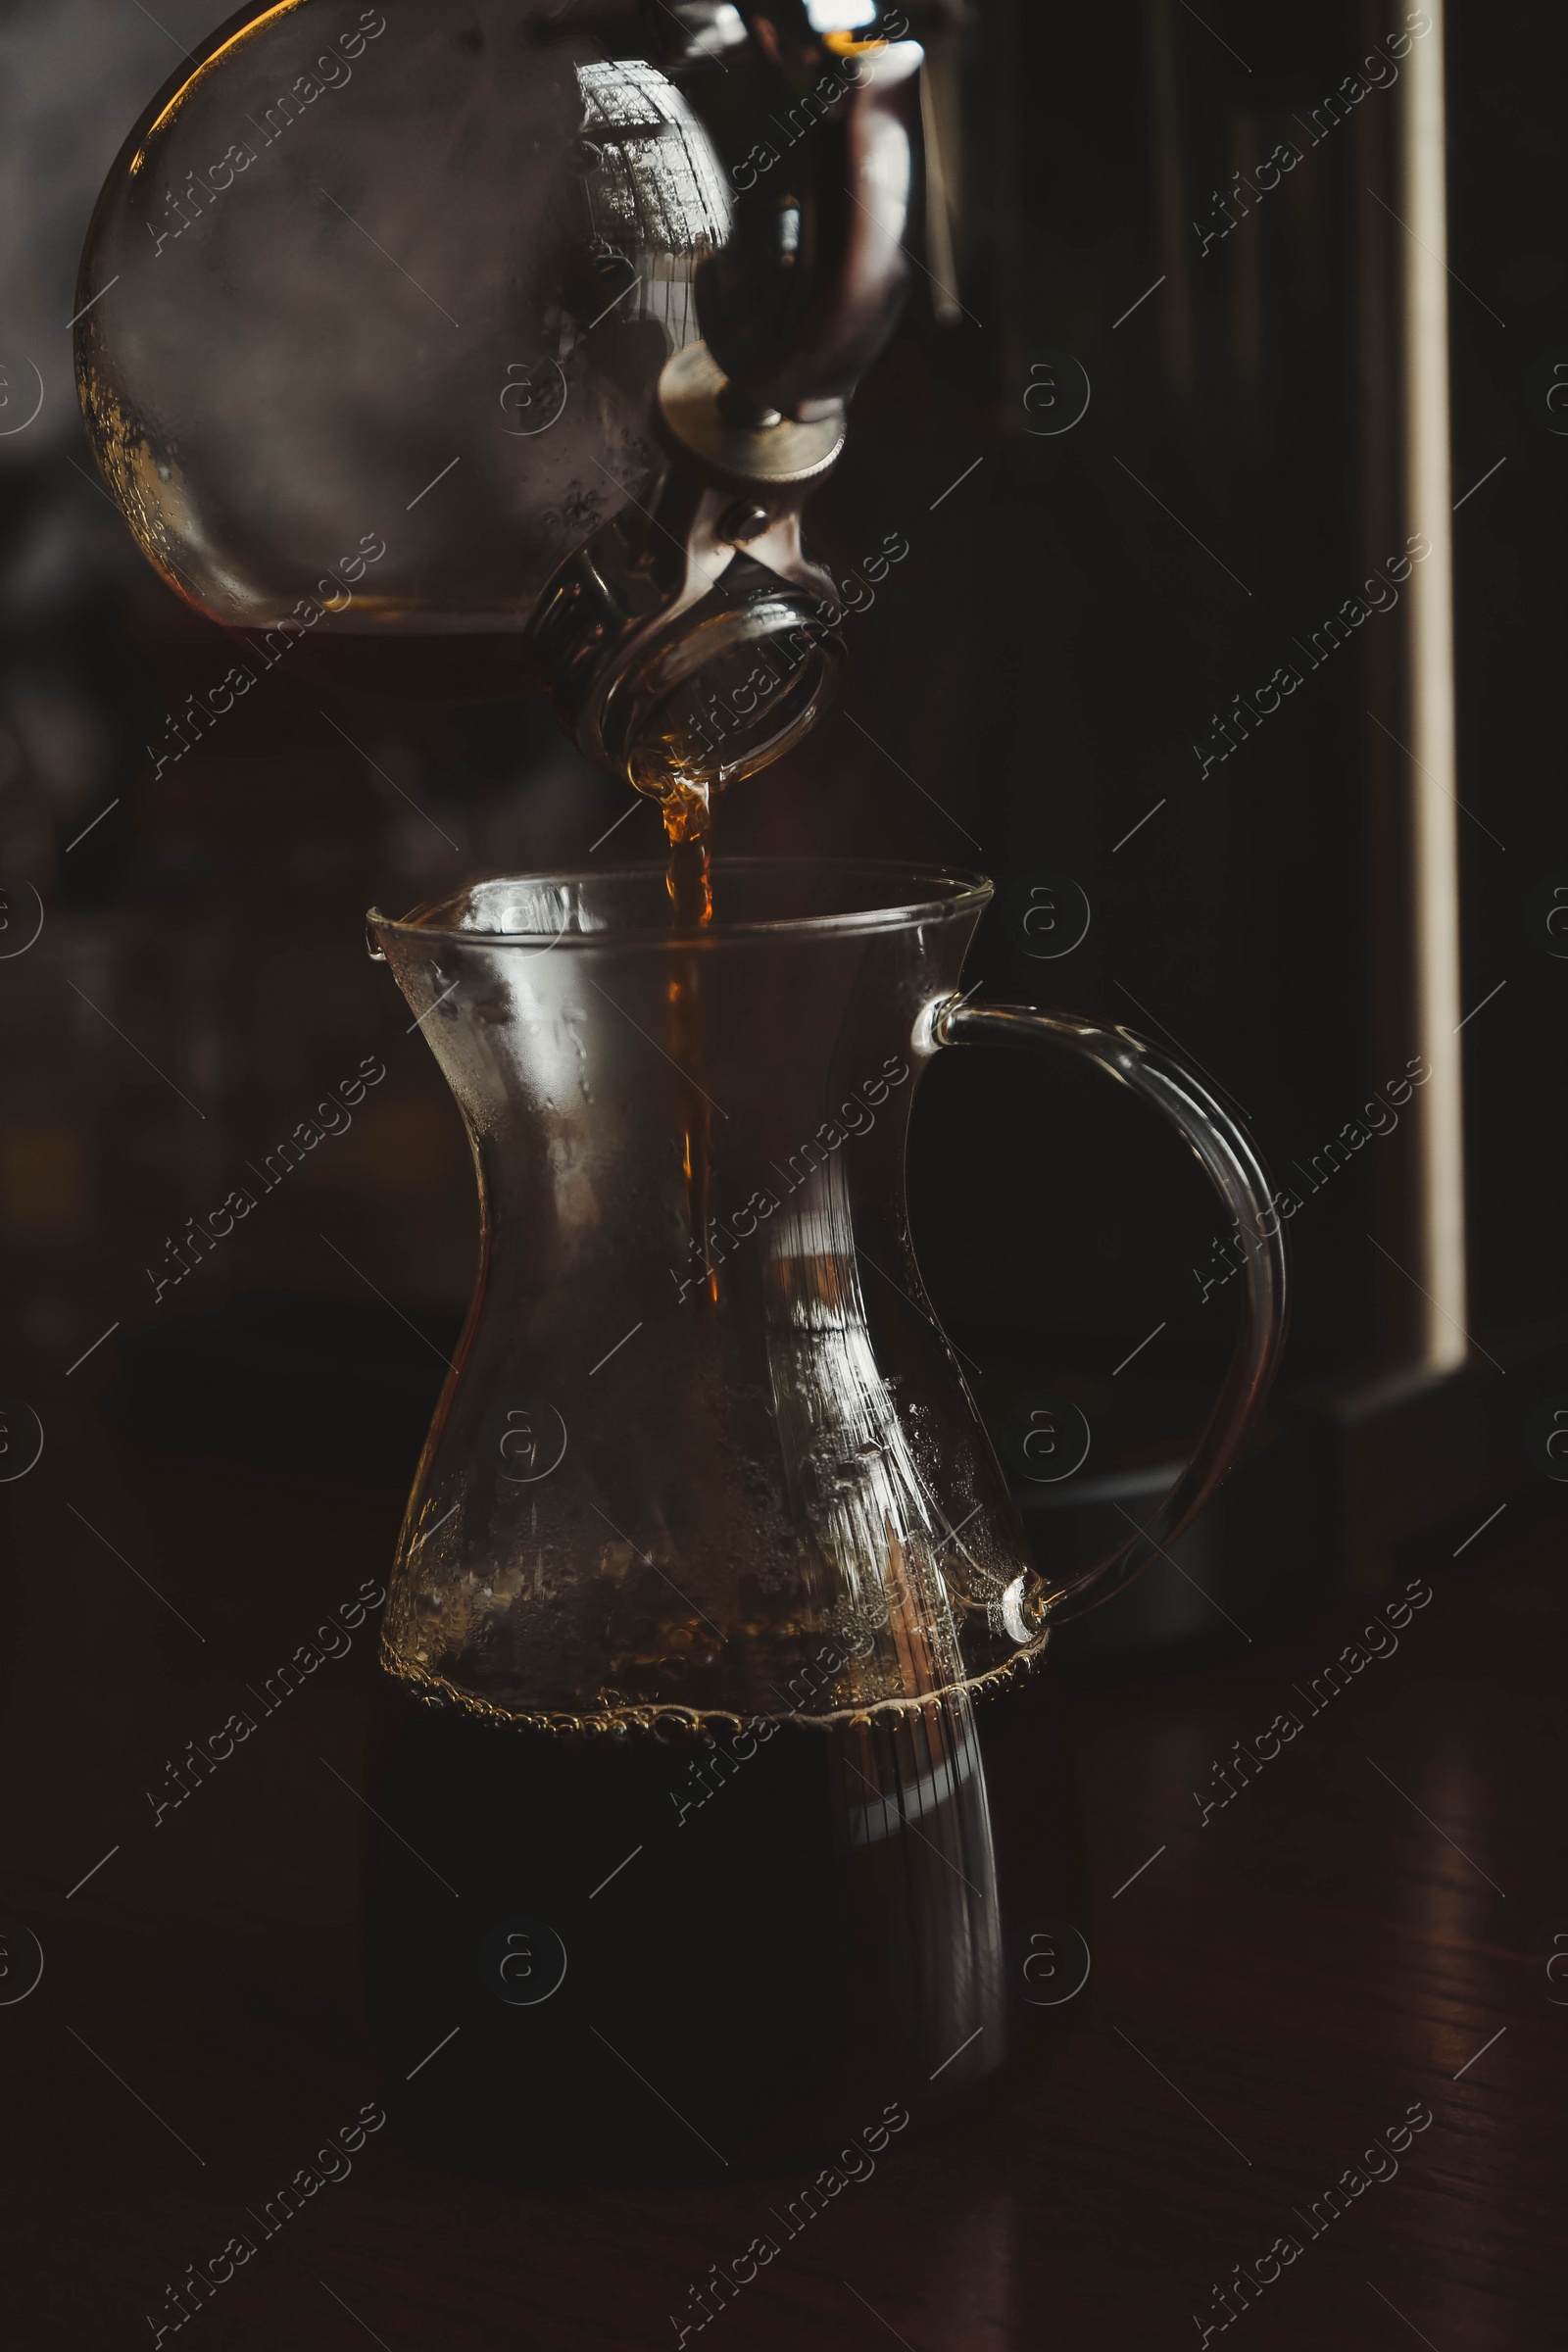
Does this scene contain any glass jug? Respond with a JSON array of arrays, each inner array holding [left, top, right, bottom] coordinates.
[[362, 858, 1287, 2181]]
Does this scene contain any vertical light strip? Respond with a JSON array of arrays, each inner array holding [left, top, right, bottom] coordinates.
[[919, 56, 963, 329], [1401, 0, 1467, 1370]]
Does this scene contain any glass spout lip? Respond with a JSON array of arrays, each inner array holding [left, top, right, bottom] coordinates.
[[368, 858, 994, 950]]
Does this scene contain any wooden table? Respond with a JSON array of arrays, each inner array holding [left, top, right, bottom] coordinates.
[[3, 1422, 1560, 2350]]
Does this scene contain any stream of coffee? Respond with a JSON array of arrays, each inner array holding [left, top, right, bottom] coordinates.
[[657, 770, 715, 930], [641, 765, 720, 1301]]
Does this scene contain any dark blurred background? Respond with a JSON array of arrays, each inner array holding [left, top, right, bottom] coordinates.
[[1, 0, 1563, 1699]]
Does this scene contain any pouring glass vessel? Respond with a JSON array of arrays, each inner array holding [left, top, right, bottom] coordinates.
[[74, 0, 926, 789], [362, 858, 1287, 2181]]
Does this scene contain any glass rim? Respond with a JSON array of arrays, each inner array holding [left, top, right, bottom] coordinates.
[[368, 857, 995, 948]]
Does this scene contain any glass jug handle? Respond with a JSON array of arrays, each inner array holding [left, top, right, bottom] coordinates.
[[936, 1002, 1290, 1627]]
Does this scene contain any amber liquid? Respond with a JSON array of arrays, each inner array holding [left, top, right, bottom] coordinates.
[[657, 772, 715, 931], [639, 767, 719, 1301]]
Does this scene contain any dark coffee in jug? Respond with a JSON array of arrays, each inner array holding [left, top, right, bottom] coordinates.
[[364, 1670, 1086, 2182]]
